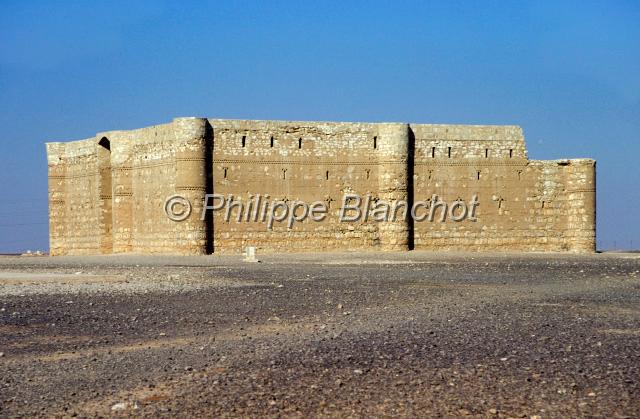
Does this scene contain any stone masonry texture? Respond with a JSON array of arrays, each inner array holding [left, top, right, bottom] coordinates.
[[46, 117, 596, 255]]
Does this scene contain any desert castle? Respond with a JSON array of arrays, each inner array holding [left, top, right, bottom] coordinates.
[[46, 117, 595, 255]]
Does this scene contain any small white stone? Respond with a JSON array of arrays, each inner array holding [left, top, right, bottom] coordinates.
[[111, 402, 128, 411]]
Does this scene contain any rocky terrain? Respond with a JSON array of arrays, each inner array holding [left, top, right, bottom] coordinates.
[[1, 252, 639, 417]]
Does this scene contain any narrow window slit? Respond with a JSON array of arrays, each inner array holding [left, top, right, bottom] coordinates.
[[270, 136, 274, 147], [448, 147, 452, 158], [431, 147, 436, 158], [241, 135, 246, 147], [485, 149, 489, 158], [477, 171, 481, 180], [509, 149, 513, 158], [223, 167, 228, 179], [325, 170, 329, 180], [373, 136, 377, 149], [298, 138, 302, 149]]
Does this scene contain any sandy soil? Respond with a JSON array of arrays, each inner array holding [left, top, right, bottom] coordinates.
[[0, 251, 639, 417]]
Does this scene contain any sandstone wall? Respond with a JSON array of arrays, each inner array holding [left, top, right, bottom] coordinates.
[[46, 139, 111, 255], [47, 118, 596, 255], [209, 119, 383, 252], [409, 124, 595, 252], [47, 118, 212, 255]]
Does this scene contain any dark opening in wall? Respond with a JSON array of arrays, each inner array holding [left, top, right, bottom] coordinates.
[[477, 171, 481, 180], [241, 135, 246, 147], [448, 147, 452, 158], [365, 169, 370, 180], [298, 138, 302, 149], [98, 137, 110, 151], [509, 149, 513, 158], [517, 170, 522, 180], [326, 170, 329, 180], [282, 169, 287, 180], [373, 136, 377, 149], [485, 149, 489, 158], [223, 167, 228, 179], [270, 136, 274, 147], [431, 147, 436, 158]]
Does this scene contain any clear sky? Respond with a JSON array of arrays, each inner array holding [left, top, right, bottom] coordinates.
[[0, 0, 638, 252]]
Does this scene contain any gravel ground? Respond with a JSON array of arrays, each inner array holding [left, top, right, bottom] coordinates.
[[0, 251, 639, 417]]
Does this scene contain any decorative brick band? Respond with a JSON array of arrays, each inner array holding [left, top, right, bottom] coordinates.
[[414, 161, 528, 167], [176, 186, 207, 191], [566, 188, 596, 193], [213, 159, 404, 166], [133, 161, 174, 169], [48, 171, 100, 179]]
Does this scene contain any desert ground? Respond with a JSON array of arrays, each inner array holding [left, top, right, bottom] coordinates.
[[0, 251, 639, 417]]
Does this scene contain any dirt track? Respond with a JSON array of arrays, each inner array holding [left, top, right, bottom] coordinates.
[[1, 252, 639, 417]]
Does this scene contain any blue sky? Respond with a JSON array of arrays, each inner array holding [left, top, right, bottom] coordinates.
[[0, 0, 638, 252]]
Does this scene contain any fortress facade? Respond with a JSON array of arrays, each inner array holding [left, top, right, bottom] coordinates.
[[46, 117, 596, 255]]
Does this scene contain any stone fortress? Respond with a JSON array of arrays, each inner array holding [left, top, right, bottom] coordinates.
[[46, 117, 596, 255]]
